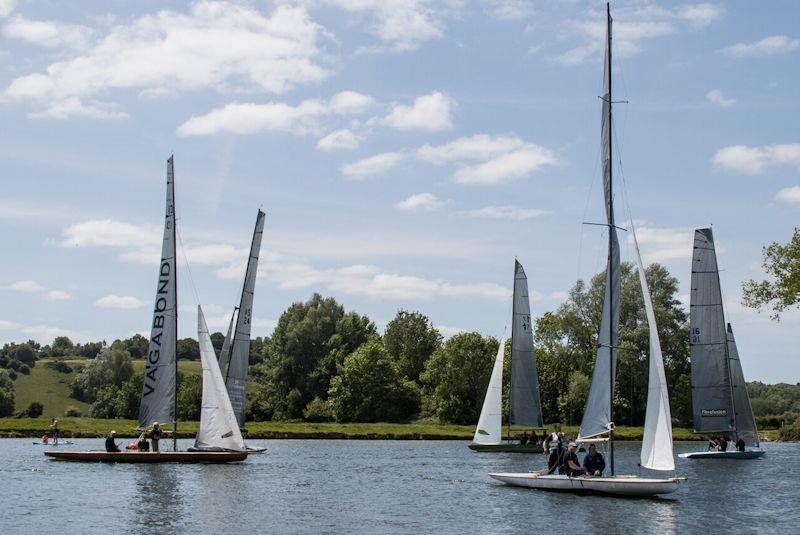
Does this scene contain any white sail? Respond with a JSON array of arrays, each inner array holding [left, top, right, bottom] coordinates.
[[473, 339, 506, 445], [194, 305, 246, 452], [138, 156, 177, 429], [633, 229, 675, 471], [217, 307, 237, 373]]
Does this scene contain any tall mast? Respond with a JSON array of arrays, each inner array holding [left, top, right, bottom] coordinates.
[[715, 236, 738, 442], [507, 260, 515, 444], [606, 1, 615, 477], [172, 156, 178, 452]]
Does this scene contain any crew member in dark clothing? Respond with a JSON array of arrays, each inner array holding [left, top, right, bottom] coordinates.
[[150, 422, 162, 452], [137, 435, 150, 452], [582, 443, 606, 476], [530, 430, 539, 446], [105, 431, 120, 453], [563, 442, 585, 477], [717, 436, 728, 452], [543, 424, 564, 473], [735, 438, 746, 452], [520, 431, 529, 445]]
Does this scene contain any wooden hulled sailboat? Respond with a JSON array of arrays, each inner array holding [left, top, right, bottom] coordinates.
[[490, 4, 683, 496], [678, 228, 764, 460], [45, 157, 246, 464], [470, 260, 544, 453]]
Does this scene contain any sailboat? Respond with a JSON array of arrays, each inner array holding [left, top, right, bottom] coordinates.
[[470, 260, 544, 453], [489, 4, 683, 496], [678, 228, 764, 460], [45, 157, 246, 464], [217, 210, 266, 453]]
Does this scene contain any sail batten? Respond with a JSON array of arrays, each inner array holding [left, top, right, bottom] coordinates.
[[226, 210, 266, 427], [473, 339, 506, 445], [510, 261, 544, 428], [138, 156, 177, 429]]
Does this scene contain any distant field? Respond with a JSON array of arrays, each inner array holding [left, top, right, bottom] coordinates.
[[12, 358, 202, 418]]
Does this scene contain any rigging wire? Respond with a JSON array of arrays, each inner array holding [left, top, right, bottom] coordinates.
[[176, 224, 202, 307]]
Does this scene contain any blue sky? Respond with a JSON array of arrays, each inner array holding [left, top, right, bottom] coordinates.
[[0, 0, 797, 383]]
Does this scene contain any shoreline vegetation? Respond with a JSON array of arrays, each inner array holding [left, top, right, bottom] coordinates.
[[0, 417, 786, 441]]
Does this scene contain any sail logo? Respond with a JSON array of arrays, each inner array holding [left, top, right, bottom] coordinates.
[[701, 408, 727, 417], [143, 259, 171, 397]]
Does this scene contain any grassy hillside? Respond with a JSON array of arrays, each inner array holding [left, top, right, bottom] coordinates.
[[13, 358, 202, 418]]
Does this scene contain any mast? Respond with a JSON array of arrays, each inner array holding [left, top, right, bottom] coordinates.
[[605, 1, 615, 477], [715, 240, 739, 442], [172, 156, 178, 452]]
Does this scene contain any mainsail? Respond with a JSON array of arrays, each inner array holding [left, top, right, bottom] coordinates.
[[473, 339, 506, 445], [633, 229, 675, 471], [579, 10, 620, 441], [689, 228, 736, 434], [195, 306, 246, 452], [217, 308, 237, 373], [727, 324, 760, 448], [226, 210, 266, 427], [509, 260, 544, 428], [138, 156, 178, 429]]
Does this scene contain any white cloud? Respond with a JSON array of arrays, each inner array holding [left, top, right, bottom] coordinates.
[[712, 144, 800, 175], [466, 205, 551, 220], [706, 89, 735, 108], [0, 0, 16, 18], [436, 324, 466, 337], [629, 225, 694, 263], [20, 324, 89, 343], [183, 244, 247, 266], [61, 219, 159, 248], [177, 91, 373, 137], [3, 2, 328, 119], [323, 0, 443, 51], [485, 0, 534, 21], [8, 280, 45, 293], [2, 15, 92, 49], [396, 192, 443, 211], [453, 144, 556, 184], [316, 129, 361, 151], [341, 151, 404, 179], [94, 294, 145, 309], [381, 91, 455, 132], [675, 3, 725, 28], [44, 290, 73, 301], [724, 35, 799, 58], [28, 97, 128, 120], [417, 134, 525, 164], [775, 186, 800, 204], [0, 319, 22, 330]]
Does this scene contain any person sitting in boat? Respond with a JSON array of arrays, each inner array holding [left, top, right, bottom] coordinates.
[[717, 436, 728, 452], [529, 429, 539, 446], [582, 443, 605, 476], [137, 435, 150, 452], [563, 442, 586, 477], [105, 431, 120, 453], [735, 438, 746, 452], [520, 431, 529, 445], [150, 422, 162, 452], [543, 424, 565, 473], [708, 437, 719, 451]]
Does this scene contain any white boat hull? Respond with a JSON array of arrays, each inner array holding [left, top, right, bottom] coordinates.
[[678, 450, 764, 460], [488, 473, 681, 496]]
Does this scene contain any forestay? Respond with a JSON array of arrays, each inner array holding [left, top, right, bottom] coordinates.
[[138, 156, 177, 429], [226, 210, 266, 427], [473, 339, 506, 445], [690, 228, 735, 434], [727, 324, 760, 448], [195, 306, 246, 452], [510, 261, 544, 428], [579, 23, 620, 441], [633, 228, 674, 471], [217, 308, 236, 374]]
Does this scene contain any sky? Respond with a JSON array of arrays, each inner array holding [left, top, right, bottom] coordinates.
[[0, 0, 797, 383]]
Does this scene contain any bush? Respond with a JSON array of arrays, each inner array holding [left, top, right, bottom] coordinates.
[[303, 397, 333, 422], [176, 374, 202, 421], [64, 405, 82, 417], [26, 401, 44, 418], [0, 388, 14, 417], [18, 364, 30, 375], [8, 370, 17, 381], [779, 423, 800, 441], [47, 360, 74, 374]]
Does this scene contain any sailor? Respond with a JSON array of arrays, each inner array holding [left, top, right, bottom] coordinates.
[[543, 424, 564, 473], [529, 429, 539, 446], [563, 442, 586, 477], [520, 431, 529, 445], [150, 422, 162, 452], [708, 437, 719, 451], [50, 418, 60, 446], [582, 443, 606, 476], [735, 438, 746, 452], [105, 431, 120, 453], [137, 434, 150, 452], [717, 436, 728, 452]]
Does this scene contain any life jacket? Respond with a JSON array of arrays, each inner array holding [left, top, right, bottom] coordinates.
[[547, 432, 562, 452]]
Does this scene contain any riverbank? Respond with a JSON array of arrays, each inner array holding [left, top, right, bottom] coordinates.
[[2, 418, 783, 441]]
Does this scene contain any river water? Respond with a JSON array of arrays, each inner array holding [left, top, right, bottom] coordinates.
[[2, 439, 796, 534]]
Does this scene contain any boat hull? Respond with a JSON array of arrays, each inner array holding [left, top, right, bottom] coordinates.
[[44, 450, 247, 463], [678, 450, 765, 460], [488, 472, 681, 496], [246, 446, 267, 453], [469, 443, 543, 453]]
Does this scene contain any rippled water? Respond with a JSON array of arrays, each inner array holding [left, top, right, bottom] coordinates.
[[2, 439, 796, 534]]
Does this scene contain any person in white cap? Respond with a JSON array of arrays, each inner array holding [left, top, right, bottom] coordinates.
[[105, 430, 120, 453], [150, 422, 162, 452], [563, 442, 586, 477]]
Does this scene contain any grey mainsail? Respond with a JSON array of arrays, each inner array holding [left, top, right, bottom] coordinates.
[[689, 228, 736, 434], [509, 260, 543, 428], [217, 308, 237, 374], [226, 210, 266, 427], [578, 11, 620, 440], [727, 323, 760, 447], [138, 156, 178, 429]]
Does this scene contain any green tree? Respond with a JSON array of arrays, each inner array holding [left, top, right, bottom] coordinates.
[[0, 369, 14, 417], [742, 227, 800, 320], [26, 401, 44, 418], [7, 343, 37, 366], [328, 340, 420, 422], [177, 374, 202, 420], [177, 338, 200, 360], [557, 371, 590, 424], [421, 332, 498, 424], [50, 336, 74, 357], [210, 332, 225, 353], [71, 348, 134, 402], [383, 310, 441, 383]]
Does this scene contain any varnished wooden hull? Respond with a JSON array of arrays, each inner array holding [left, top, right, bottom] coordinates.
[[44, 450, 247, 463]]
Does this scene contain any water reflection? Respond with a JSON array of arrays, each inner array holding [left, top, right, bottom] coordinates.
[[131, 464, 184, 531]]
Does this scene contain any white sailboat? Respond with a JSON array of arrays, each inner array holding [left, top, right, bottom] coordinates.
[[470, 260, 544, 453], [490, 4, 683, 496], [678, 228, 764, 460]]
